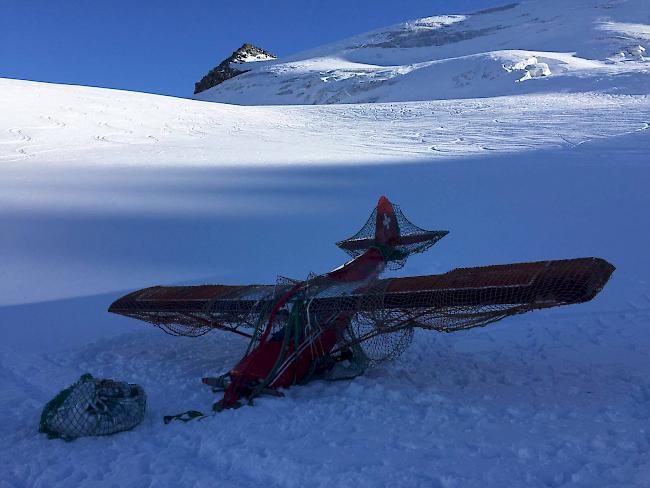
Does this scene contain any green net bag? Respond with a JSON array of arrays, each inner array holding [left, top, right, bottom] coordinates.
[[39, 373, 146, 441]]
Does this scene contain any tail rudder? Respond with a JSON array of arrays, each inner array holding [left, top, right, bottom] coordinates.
[[375, 196, 400, 247], [336, 196, 448, 264]]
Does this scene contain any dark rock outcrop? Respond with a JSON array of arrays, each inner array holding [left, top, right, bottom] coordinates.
[[194, 43, 276, 94]]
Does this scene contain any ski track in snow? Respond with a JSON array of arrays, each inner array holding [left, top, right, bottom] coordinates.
[[0, 116, 67, 162], [1, 78, 650, 167]]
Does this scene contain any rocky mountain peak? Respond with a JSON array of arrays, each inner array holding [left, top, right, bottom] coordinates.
[[194, 43, 276, 95]]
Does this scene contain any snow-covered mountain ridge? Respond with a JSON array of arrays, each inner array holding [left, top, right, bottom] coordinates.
[[195, 0, 650, 104], [194, 43, 276, 95]]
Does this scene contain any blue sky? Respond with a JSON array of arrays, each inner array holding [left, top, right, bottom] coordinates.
[[1, 0, 497, 98]]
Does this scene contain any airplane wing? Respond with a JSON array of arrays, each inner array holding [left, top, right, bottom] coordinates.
[[109, 257, 613, 338], [108, 283, 280, 337], [346, 256, 614, 340]]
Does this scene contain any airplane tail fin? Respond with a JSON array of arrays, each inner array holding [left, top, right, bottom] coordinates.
[[375, 196, 400, 247], [336, 196, 448, 268]]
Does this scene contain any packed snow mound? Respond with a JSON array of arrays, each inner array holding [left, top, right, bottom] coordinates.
[[195, 0, 650, 104], [609, 44, 648, 62], [503, 56, 551, 82]]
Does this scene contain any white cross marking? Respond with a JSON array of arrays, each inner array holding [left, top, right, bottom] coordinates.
[[383, 214, 391, 229]]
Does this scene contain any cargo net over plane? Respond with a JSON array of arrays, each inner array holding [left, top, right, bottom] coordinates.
[[109, 196, 614, 411]]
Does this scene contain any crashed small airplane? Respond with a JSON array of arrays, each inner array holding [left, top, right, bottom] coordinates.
[[109, 196, 614, 411]]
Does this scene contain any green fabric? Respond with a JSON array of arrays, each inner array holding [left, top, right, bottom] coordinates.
[[39, 373, 93, 441], [372, 242, 408, 262], [248, 300, 301, 402]]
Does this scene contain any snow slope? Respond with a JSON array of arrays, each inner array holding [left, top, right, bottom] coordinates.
[[2, 77, 650, 487], [2, 78, 649, 306], [195, 0, 650, 104], [2, 1, 650, 486]]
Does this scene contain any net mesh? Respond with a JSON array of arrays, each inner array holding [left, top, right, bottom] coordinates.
[[336, 202, 448, 269], [109, 258, 614, 371], [40, 374, 146, 440], [109, 192, 615, 393], [346, 279, 414, 364], [105, 198, 614, 407]]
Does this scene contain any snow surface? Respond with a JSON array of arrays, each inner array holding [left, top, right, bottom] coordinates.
[[195, 0, 650, 105], [2, 78, 649, 307], [236, 51, 276, 63], [2, 1, 650, 486]]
